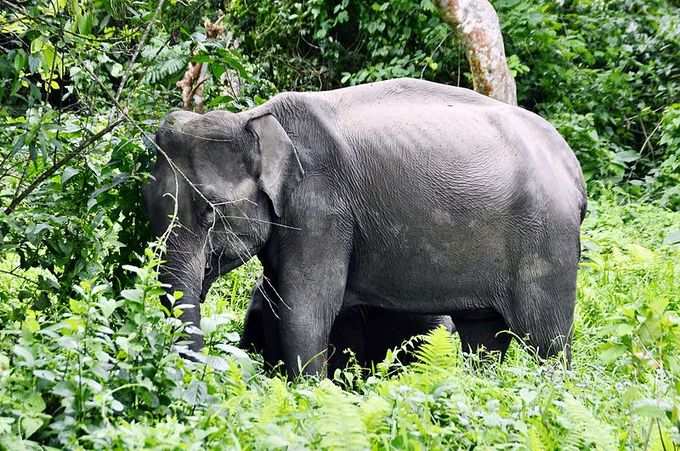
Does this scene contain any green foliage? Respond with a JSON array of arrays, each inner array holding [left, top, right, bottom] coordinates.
[[653, 103, 680, 209], [0, 248, 257, 448], [496, 0, 680, 188], [0, 0, 272, 309], [226, 0, 466, 90]]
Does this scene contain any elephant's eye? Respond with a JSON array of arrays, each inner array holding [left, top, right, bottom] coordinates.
[[200, 203, 216, 226]]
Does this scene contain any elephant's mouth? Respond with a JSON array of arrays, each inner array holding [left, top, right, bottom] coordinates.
[[199, 258, 243, 302]]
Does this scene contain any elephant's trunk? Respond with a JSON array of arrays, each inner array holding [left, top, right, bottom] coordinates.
[[159, 242, 206, 352]]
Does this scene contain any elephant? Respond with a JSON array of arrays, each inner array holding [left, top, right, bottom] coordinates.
[[143, 78, 587, 377], [240, 279, 455, 375]]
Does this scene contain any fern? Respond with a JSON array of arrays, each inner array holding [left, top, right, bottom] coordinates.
[[412, 326, 459, 372], [258, 377, 296, 424], [558, 394, 617, 451], [141, 37, 190, 84], [360, 394, 391, 438], [311, 380, 369, 450], [526, 420, 556, 451]]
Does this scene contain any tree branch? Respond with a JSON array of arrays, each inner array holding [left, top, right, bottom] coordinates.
[[4, 117, 125, 215]]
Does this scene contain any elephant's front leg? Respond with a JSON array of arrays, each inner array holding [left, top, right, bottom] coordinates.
[[274, 219, 351, 377], [278, 289, 344, 377]]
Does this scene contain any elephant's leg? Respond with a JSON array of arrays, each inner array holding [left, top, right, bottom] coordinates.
[[327, 306, 369, 375], [504, 287, 574, 364], [453, 311, 512, 360], [275, 222, 351, 377], [361, 309, 454, 366], [278, 292, 346, 377], [503, 269, 576, 364], [241, 281, 266, 353], [241, 279, 284, 369]]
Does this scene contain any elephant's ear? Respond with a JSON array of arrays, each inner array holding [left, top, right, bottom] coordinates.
[[247, 114, 303, 217]]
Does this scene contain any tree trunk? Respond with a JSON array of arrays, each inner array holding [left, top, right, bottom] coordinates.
[[177, 17, 226, 112], [436, 0, 517, 105]]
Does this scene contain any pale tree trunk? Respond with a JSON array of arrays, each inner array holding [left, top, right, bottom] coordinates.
[[436, 0, 517, 105], [177, 17, 226, 112]]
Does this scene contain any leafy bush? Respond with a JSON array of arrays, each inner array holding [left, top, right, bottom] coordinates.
[[0, 0, 271, 310], [0, 248, 258, 448]]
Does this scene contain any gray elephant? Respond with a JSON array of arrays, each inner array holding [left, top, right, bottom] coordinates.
[[241, 279, 455, 375], [143, 78, 586, 377]]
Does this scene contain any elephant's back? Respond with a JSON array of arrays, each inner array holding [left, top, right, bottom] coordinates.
[[315, 78, 499, 109], [320, 81, 585, 227]]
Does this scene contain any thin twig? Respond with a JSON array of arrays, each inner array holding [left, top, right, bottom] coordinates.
[[625, 117, 663, 181], [0, 268, 38, 286], [4, 118, 125, 214], [639, 119, 662, 156]]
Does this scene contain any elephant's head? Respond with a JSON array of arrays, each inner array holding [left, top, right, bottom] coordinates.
[[143, 109, 302, 350]]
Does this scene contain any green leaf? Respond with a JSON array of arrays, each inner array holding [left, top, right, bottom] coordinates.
[[613, 150, 640, 163], [182, 380, 207, 405], [26, 393, 46, 413], [632, 399, 672, 418], [205, 355, 229, 371], [121, 288, 144, 303], [78, 13, 94, 35], [111, 399, 125, 412], [61, 166, 80, 185], [22, 316, 40, 335], [662, 229, 680, 246], [12, 344, 35, 366], [98, 297, 119, 318], [33, 370, 57, 382], [200, 314, 233, 335], [20, 416, 43, 438], [69, 299, 86, 314], [216, 343, 253, 364], [13, 51, 27, 71], [110, 62, 124, 78], [598, 343, 626, 363]]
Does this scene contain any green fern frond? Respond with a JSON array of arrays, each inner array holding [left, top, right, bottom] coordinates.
[[141, 38, 190, 84], [360, 394, 391, 437], [527, 420, 555, 451], [311, 380, 369, 450], [258, 377, 296, 424], [558, 394, 616, 451], [412, 326, 458, 372]]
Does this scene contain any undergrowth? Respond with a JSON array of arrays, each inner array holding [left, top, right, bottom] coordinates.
[[0, 194, 678, 450]]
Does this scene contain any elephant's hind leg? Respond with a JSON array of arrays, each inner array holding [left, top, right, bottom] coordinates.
[[452, 310, 512, 360], [504, 274, 576, 365]]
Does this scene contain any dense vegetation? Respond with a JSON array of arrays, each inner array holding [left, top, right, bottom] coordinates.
[[0, 0, 678, 448]]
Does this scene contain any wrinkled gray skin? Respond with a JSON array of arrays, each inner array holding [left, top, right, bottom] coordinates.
[[143, 78, 587, 377], [241, 279, 455, 375]]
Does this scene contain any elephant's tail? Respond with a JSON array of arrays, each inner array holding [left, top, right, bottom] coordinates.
[[579, 196, 587, 224], [577, 194, 588, 262]]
